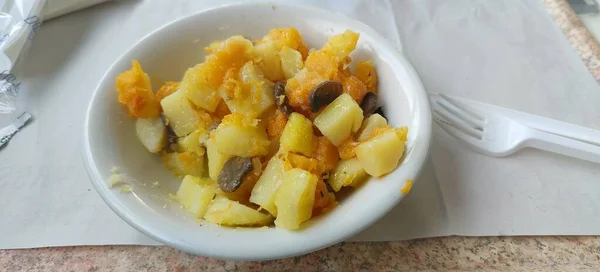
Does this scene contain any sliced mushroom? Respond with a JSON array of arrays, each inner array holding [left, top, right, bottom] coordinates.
[[160, 113, 178, 152], [218, 156, 254, 193], [309, 80, 343, 112], [360, 92, 378, 117], [374, 106, 386, 119], [273, 81, 292, 115]]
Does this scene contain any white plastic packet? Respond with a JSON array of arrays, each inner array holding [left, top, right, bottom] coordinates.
[[0, 0, 45, 115]]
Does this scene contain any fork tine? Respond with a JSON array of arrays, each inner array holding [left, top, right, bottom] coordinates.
[[437, 94, 484, 130], [434, 113, 483, 148], [433, 107, 483, 139]]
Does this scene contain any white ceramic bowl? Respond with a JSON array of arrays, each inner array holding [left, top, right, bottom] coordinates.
[[83, 2, 431, 260]]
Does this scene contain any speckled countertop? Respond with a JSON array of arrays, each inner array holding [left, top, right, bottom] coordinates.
[[2, 0, 600, 271]]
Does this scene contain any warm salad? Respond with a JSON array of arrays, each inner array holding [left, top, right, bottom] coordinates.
[[115, 28, 407, 230]]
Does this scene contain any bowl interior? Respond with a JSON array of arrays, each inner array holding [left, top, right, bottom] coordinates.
[[84, 3, 430, 260]]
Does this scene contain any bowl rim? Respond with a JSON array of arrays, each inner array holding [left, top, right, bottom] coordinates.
[[83, 1, 432, 260]]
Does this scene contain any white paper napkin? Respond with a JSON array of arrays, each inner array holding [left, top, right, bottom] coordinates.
[[1, 0, 599, 249]]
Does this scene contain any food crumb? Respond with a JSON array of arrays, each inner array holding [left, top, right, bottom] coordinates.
[[152, 181, 159, 187], [400, 179, 412, 194], [119, 185, 133, 193], [108, 173, 124, 188], [110, 167, 121, 174], [163, 204, 167, 209]]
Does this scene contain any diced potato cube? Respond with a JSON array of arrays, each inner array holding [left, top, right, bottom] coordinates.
[[213, 115, 270, 157], [321, 30, 360, 62], [162, 151, 205, 177], [219, 62, 275, 118], [313, 93, 364, 146], [177, 128, 207, 154], [204, 197, 273, 226], [253, 40, 284, 81], [249, 157, 285, 216], [180, 66, 221, 112], [206, 137, 233, 181], [274, 168, 318, 230], [280, 46, 304, 79], [176, 175, 217, 218], [280, 112, 314, 156], [355, 129, 406, 177], [160, 90, 199, 137], [356, 114, 388, 141], [135, 118, 166, 153], [328, 157, 369, 192]]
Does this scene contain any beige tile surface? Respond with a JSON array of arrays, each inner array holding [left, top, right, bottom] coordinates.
[[2, 0, 600, 270]]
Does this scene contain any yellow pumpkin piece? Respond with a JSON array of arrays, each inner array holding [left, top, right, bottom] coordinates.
[[274, 168, 318, 230], [264, 28, 309, 59], [304, 50, 339, 79], [321, 30, 360, 62], [267, 109, 288, 140], [341, 74, 368, 104], [180, 36, 253, 112], [354, 60, 378, 93], [204, 197, 273, 227], [116, 60, 160, 118], [310, 136, 339, 173], [338, 136, 358, 160], [285, 68, 327, 110], [155, 81, 179, 101], [214, 99, 232, 119], [312, 178, 337, 217], [285, 152, 320, 174]]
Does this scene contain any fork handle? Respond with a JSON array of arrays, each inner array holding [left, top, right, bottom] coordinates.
[[525, 129, 600, 164]]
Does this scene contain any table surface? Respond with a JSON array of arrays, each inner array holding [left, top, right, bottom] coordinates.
[[2, 0, 600, 271]]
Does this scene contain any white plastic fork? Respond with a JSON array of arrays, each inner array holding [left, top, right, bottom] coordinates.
[[429, 93, 600, 164]]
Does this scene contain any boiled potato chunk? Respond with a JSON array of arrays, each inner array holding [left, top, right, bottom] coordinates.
[[176, 175, 217, 218], [313, 93, 363, 146], [328, 157, 369, 192], [206, 137, 233, 181], [355, 129, 406, 177], [204, 197, 273, 226], [135, 118, 166, 153], [220, 62, 275, 118], [356, 114, 388, 141], [213, 115, 270, 157], [162, 151, 205, 177], [160, 90, 199, 137], [274, 168, 318, 230], [177, 128, 207, 154], [249, 157, 285, 216], [253, 40, 284, 81], [180, 68, 221, 112], [280, 46, 304, 79], [280, 112, 314, 156]]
